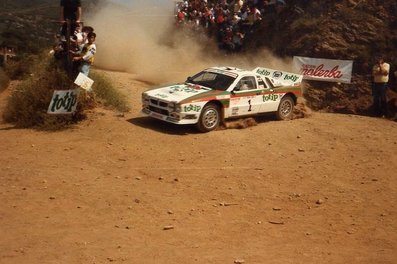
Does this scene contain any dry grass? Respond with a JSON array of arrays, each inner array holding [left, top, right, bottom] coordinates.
[[2, 53, 129, 130], [90, 71, 131, 113], [2, 56, 85, 129]]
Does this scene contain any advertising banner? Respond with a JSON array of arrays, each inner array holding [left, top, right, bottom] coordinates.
[[293, 56, 353, 83], [47, 89, 79, 114], [74, 73, 94, 91]]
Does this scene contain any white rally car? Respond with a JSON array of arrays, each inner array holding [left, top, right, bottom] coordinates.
[[142, 67, 303, 132]]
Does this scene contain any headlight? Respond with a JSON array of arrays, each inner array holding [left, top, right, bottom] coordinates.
[[169, 102, 181, 112]]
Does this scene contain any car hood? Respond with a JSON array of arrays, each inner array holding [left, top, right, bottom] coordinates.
[[145, 83, 213, 103]]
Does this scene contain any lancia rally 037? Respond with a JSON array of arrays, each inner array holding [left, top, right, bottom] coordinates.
[[142, 67, 303, 132]]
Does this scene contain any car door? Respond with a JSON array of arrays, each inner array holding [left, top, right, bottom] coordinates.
[[258, 77, 283, 113], [228, 76, 263, 117]]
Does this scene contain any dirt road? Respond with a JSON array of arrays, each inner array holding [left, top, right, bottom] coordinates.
[[0, 71, 396, 264]]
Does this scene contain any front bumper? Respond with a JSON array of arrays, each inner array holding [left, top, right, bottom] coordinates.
[[142, 107, 198, 125]]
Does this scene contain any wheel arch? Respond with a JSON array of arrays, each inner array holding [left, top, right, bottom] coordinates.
[[283, 92, 297, 104], [204, 100, 224, 121]]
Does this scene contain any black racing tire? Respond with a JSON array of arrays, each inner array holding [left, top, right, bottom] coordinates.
[[276, 96, 294, 120], [196, 103, 220, 132]]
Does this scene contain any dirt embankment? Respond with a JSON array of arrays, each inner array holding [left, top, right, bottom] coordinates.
[[0, 71, 396, 264]]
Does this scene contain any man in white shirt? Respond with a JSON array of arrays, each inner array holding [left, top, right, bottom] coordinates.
[[372, 55, 390, 117]]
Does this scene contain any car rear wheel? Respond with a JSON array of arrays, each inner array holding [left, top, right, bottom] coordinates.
[[196, 103, 220, 132], [276, 96, 294, 120]]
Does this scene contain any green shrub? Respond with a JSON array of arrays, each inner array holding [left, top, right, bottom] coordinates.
[[0, 67, 10, 92], [90, 71, 130, 112], [2, 53, 130, 129], [2, 54, 93, 129]]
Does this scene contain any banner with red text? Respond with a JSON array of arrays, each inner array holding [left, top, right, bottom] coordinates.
[[293, 56, 353, 83]]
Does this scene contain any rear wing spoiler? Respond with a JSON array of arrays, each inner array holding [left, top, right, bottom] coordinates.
[[253, 67, 303, 87]]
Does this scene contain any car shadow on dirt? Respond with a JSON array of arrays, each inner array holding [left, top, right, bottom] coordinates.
[[127, 117, 200, 135], [128, 114, 278, 134]]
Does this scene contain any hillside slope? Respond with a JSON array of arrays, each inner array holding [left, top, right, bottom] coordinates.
[[252, 0, 397, 61], [250, 0, 397, 115]]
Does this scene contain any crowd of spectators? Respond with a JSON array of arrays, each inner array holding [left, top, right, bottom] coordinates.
[[175, 0, 288, 52]]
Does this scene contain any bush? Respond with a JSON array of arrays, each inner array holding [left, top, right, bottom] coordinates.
[[2, 53, 130, 129], [2, 54, 93, 129], [0, 67, 10, 92]]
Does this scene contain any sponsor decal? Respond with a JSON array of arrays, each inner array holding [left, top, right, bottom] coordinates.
[[283, 74, 300, 82], [273, 71, 283, 78], [301, 64, 342, 78], [256, 68, 271, 76], [155, 93, 168, 99], [183, 104, 202, 112], [232, 107, 239, 115], [169, 85, 199, 94], [47, 89, 79, 114], [74, 73, 94, 91], [263, 94, 279, 102]]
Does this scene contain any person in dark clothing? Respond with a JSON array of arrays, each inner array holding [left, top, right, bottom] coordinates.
[[60, 0, 82, 23], [60, 0, 82, 37], [372, 56, 390, 117]]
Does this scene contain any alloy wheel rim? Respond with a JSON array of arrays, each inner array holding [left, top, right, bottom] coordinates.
[[281, 101, 292, 117], [203, 109, 218, 128]]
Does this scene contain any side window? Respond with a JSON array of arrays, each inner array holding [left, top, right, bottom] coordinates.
[[236, 76, 257, 91], [264, 77, 275, 89], [257, 76, 268, 89]]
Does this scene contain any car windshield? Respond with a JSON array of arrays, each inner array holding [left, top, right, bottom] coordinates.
[[186, 70, 236, 91]]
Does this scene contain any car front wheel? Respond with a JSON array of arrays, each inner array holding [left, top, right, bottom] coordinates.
[[276, 96, 294, 120], [196, 103, 220, 132]]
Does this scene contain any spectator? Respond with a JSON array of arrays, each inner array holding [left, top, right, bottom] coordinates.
[[81, 26, 94, 46], [221, 26, 235, 51], [60, 0, 82, 23], [176, 8, 186, 26], [372, 55, 390, 117], [71, 23, 84, 48], [232, 29, 244, 52], [248, 5, 262, 25], [234, 0, 244, 13], [202, 6, 214, 28], [72, 32, 96, 76], [60, 0, 82, 38]]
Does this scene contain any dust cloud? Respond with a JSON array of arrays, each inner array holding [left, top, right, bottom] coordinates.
[[87, 0, 293, 84]]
